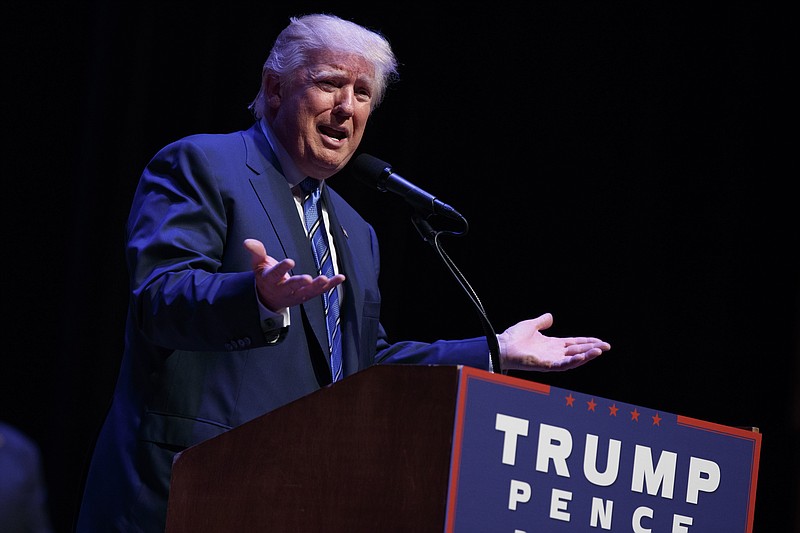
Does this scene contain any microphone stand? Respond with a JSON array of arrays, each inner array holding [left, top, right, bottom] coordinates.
[[410, 212, 504, 374]]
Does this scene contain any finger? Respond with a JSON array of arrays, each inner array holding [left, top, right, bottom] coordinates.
[[564, 338, 611, 351], [566, 336, 607, 345], [564, 342, 600, 356], [263, 258, 296, 284], [325, 274, 346, 288], [293, 274, 345, 298], [281, 274, 312, 295], [531, 312, 554, 331], [243, 238, 267, 269]]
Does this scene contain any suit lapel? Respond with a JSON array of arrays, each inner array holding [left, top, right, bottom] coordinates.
[[243, 124, 329, 359]]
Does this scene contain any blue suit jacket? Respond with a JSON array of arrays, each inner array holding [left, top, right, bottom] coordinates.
[[77, 122, 490, 531]]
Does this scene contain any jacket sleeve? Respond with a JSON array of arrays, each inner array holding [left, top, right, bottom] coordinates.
[[375, 334, 493, 371], [126, 137, 276, 351]]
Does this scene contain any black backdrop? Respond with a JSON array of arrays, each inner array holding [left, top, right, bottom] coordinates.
[[4, 2, 796, 531]]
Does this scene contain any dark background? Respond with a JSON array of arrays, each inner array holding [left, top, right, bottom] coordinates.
[[3, 2, 796, 531]]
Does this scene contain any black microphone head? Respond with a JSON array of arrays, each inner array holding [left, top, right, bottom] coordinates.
[[351, 153, 392, 191]]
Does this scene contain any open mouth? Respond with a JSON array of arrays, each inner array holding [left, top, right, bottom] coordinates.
[[319, 125, 347, 141]]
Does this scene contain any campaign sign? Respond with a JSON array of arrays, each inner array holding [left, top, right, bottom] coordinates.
[[445, 367, 761, 532]]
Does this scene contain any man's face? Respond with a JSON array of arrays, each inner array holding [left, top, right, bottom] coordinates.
[[267, 49, 376, 179]]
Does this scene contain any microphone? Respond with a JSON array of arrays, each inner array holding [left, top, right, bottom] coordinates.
[[350, 153, 464, 221]]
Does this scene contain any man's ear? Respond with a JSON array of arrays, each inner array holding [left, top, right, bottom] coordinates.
[[265, 73, 282, 108]]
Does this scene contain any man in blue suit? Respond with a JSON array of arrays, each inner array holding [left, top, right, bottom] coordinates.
[[77, 13, 611, 531]]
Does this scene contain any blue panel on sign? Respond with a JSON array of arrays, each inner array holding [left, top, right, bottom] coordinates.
[[446, 368, 760, 533]]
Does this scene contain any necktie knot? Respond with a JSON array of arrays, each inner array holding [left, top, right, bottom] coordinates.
[[298, 177, 319, 199]]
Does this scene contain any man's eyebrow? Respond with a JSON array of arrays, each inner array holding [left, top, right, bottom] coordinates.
[[309, 65, 346, 76]]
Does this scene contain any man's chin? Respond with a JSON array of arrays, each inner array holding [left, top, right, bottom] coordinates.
[[309, 151, 356, 178]]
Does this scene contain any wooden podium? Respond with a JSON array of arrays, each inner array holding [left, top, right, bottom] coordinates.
[[165, 365, 761, 532]]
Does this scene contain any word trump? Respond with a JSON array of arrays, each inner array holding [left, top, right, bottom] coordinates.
[[495, 413, 721, 531]]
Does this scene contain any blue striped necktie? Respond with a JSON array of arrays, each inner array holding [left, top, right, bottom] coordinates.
[[298, 178, 343, 382]]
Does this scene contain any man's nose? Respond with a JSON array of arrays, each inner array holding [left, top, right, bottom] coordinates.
[[333, 88, 355, 116]]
